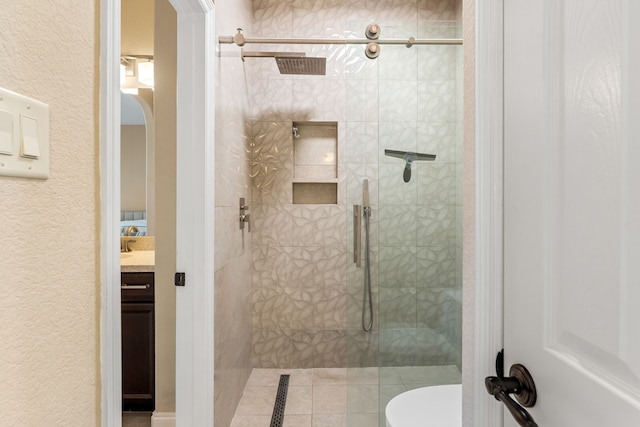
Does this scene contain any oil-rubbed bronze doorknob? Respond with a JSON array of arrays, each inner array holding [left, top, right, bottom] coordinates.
[[485, 351, 538, 427]]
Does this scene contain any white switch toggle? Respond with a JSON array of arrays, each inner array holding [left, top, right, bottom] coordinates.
[[0, 109, 13, 155], [20, 114, 40, 159], [0, 87, 49, 179]]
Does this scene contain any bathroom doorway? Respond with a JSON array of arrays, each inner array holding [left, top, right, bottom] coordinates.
[[100, 0, 215, 425]]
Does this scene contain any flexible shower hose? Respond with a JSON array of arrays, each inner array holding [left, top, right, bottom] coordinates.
[[362, 206, 373, 332]]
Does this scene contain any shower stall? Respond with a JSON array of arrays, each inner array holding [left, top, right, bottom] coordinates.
[[217, 2, 463, 425]]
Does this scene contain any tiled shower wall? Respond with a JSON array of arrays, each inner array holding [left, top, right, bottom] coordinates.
[[250, 0, 462, 369], [214, 1, 254, 426]]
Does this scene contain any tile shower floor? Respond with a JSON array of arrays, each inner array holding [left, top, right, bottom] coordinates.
[[230, 365, 461, 427]]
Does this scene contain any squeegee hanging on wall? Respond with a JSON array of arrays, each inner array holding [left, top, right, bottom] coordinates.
[[384, 149, 437, 183]]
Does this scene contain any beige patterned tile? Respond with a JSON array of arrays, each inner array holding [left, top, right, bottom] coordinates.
[[313, 367, 348, 385], [379, 383, 407, 412], [378, 246, 417, 288], [417, 80, 457, 122], [347, 367, 379, 385], [417, 163, 456, 205], [395, 364, 461, 386], [416, 204, 456, 247], [230, 415, 271, 427], [252, 205, 293, 246], [345, 330, 379, 368], [379, 44, 418, 80], [247, 368, 315, 388], [253, 245, 291, 288], [345, 78, 379, 122], [347, 384, 379, 413], [285, 386, 313, 414], [234, 386, 278, 415], [378, 205, 418, 247], [378, 163, 417, 205], [252, 79, 293, 121], [283, 414, 312, 427], [418, 0, 457, 20], [252, 330, 293, 368], [313, 288, 347, 330], [416, 245, 457, 288], [379, 81, 418, 122], [292, 79, 346, 122], [290, 206, 347, 247], [289, 369, 315, 386], [246, 368, 284, 387], [313, 413, 348, 427], [379, 287, 417, 329], [417, 121, 457, 164], [313, 385, 347, 413], [347, 413, 380, 427], [291, 330, 347, 368], [253, 0, 293, 37]]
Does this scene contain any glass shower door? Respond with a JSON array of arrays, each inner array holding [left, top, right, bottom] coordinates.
[[346, 19, 463, 426]]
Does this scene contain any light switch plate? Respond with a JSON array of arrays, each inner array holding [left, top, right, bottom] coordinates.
[[0, 87, 49, 179], [0, 109, 14, 155]]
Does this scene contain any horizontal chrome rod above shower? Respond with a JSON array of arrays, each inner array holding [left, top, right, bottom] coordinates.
[[219, 34, 462, 47], [220, 36, 462, 46]]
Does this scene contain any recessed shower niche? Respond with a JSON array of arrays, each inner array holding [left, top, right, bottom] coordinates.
[[291, 121, 338, 204]]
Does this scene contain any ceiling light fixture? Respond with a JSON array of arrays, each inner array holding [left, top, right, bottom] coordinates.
[[120, 55, 154, 89], [137, 60, 154, 87]]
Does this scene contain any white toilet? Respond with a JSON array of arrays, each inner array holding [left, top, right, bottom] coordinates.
[[385, 384, 461, 427]]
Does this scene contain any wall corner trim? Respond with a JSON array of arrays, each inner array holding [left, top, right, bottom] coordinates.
[[151, 412, 177, 427]]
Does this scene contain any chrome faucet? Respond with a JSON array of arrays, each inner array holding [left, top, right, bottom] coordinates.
[[121, 226, 139, 252], [124, 225, 139, 236]]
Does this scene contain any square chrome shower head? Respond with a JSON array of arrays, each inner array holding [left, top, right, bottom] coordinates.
[[275, 56, 326, 75]]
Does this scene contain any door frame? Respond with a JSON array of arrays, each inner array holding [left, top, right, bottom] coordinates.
[[99, 0, 122, 424], [169, 1, 215, 425], [473, 0, 505, 425], [99, 0, 215, 425], [101, 0, 503, 425]]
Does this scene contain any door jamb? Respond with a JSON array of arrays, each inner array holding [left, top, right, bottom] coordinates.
[[99, 0, 122, 424], [168, 1, 215, 425], [474, 0, 505, 425], [100, 0, 215, 425]]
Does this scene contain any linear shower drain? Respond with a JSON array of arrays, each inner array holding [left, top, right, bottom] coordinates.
[[269, 374, 290, 427]]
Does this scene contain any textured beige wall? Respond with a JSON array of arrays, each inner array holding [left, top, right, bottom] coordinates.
[[153, 0, 177, 414], [121, 125, 147, 212], [122, 0, 155, 56], [462, 0, 476, 425], [0, 1, 99, 425]]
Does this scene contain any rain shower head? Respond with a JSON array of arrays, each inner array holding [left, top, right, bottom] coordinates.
[[275, 56, 326, 75], [384, 149, 436, 183], [241, 51, 326, 75]]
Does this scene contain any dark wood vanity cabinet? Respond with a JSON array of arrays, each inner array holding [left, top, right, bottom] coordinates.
[[121, 272, 155, 412]]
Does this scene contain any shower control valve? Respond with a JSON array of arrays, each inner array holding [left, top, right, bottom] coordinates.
[[239, 197, 251, 232]]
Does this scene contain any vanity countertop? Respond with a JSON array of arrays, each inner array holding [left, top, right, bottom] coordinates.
[[121, 250, 155, 273]]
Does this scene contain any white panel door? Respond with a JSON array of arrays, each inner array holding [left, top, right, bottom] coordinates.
[[503, 0, 640, 425]]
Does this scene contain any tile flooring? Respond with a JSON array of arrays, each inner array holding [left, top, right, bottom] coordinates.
[[230, 365, 461, 427], [122, 412, 151, 427]]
